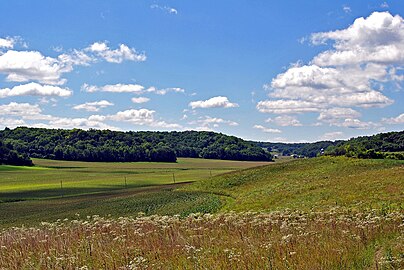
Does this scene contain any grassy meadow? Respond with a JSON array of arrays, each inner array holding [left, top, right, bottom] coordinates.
[[0, 156, 403, 269]]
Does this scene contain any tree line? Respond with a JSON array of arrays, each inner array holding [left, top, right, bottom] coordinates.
[[0, 139, 33, 166], [0, 127, 272, 163], [324, 131, 404, 160], [254, 131, 403, 160], [254, 141, 339, 158]]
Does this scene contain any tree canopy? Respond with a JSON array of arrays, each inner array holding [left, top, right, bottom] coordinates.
[[0, 127, 272, 163]]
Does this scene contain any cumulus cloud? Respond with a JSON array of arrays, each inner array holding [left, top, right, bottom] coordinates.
[[0, 117, 26, 129], [382, 113, 404, 124], [86, 42, 146, 63], [258, 12, 402, 128], [131, 97, 150, 104], [253, 125, 282, 133], [311, 12, 404, 66], [268, 64, 393, 109], [0, 82, 72, 98], [0, 102, 42, 116], [108, 108, 182, 129], [318, 108, 361, 122], [189, 96, 239, 109], [109, 108, 155, 124], [0, 101, 180, 131], [82, 83, 145, 93], [73, 100, 114, 112], [0, 50, 68, 85], [0, 37, 15, 49], [0, 40, 145, 85], [266, 115, 302, 126], [191, 116, 239, 129], [257, 100, 320, 114]]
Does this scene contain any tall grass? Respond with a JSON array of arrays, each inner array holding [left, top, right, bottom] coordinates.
[[0, 209, 402, 269]]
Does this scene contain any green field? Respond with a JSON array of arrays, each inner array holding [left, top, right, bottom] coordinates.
[[1, 156, 403, 269], [0, 158, 271, 227], [185, 156, 404, 212]]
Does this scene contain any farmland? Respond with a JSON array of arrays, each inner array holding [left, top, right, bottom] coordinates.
[[0, 158, 271, 227], [0, 156, 403, 269]]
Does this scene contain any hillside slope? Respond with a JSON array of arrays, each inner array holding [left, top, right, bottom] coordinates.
[[185, 156, 404, 212]]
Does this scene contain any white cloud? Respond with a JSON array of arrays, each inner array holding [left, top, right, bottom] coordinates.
[[258, 12, 401, 125], [86, 42, 146, 63], [268, 64, 393, 109], [38, 116, 119, 130], [189, 96, 239, 109], [318, 108, 361, 122], [58, 49, 93, 66], [0, 50, 68, 85], [0, 117, 26, 129], [73, 100, 114, 112], [82, 83, 145, 93], [253, 125, 282, 133], [320, 131, 345, 141], [343, 5, 351, 14], [266, 115, 302, 126], [333, 118, 376, 129], [382, 113, 404, 124], [0, 40, 145, 85], [257, 100, 320, 114], [150, 4, 178, 15], [192, 116, 239, 128], [311, 12, 404, 66], [109, 108, 155, 124], [0, 37, 15, 49], [0, 102, 42, 116], [131, 97, 150, 104], [108, 108, 182, 129], [152, 87, 185, 95], [0, 82, 72, 98], [0, 102, 119, 130]]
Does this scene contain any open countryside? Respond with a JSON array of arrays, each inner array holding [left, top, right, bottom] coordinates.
[[0, 156, 403, 269], [1, 1, 404, 269]]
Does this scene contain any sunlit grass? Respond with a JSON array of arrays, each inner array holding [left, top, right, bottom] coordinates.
[[0, 210, 402, 269], [185, 156, 404, 212]]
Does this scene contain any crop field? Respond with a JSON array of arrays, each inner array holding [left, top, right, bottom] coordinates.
[[0, 158, 270, 227]]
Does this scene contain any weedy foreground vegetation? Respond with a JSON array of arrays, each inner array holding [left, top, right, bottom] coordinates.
[[0, 157, 403, 269]]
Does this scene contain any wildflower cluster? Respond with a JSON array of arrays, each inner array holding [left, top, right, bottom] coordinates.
[[0, 209, 402, 269]]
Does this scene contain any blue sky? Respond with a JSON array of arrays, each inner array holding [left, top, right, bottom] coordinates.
[[0, 0, 403, 142]]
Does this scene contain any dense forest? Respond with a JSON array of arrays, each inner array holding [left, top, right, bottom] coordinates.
[[325, 131, 404, 159], [254, 141, 339, 158], [0, 139, 33, 166], [0, 127, 272, 163]]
